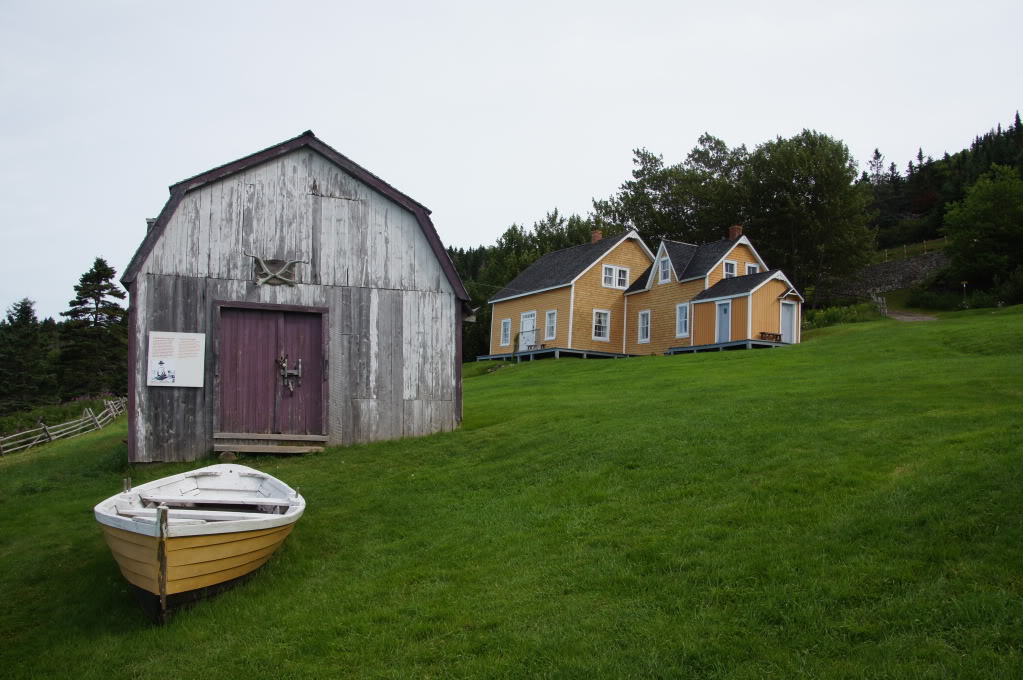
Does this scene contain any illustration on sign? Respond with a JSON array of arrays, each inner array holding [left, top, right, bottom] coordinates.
[[147, 332, 206, 387]]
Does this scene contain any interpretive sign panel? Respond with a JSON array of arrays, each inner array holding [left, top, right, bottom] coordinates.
[[147, 332, 205, 387]]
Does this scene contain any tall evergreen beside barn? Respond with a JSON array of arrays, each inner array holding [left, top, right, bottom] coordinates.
[[122, 132, 470, 462]]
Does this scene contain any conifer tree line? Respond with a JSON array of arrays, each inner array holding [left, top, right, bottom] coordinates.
[[0, 258, 127, 415], [449, 113, 1023, 360]]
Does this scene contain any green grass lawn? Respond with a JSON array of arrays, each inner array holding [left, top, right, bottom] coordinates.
[[2, 308, 1022, 679]]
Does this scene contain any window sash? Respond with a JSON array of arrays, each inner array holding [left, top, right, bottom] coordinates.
[[593, 311, 610, 340], [676, 304, 689, 337], [500, 319, 511, 345], [746, 263, 759, 275], [545, 310, 557, 340], [638, 311, 650, 342], [603, 265, 629, 289], [724, 261, 737, 278], [659, 259, 670, 283]]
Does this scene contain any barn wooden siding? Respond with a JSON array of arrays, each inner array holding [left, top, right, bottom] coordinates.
[[129, 149, 459, 462]]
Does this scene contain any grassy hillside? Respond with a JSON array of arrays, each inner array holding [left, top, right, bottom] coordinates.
[[2, 308, 1022, 679]]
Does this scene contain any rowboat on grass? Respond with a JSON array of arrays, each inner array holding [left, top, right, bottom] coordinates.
[[94, 464, 304, 621]]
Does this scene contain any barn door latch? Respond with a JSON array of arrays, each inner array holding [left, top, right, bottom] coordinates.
[[276, 353, 302, 394]]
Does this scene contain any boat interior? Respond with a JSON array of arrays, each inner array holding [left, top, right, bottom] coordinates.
[[110, 468, 301, 525]]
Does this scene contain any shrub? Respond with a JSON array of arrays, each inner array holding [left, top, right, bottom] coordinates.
[[802, 303, 883, 330], [994, 267, 1023, 305], [907, 288, 961, 310]]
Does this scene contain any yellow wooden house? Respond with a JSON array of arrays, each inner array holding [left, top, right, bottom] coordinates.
[[482, 226, 802, 360]]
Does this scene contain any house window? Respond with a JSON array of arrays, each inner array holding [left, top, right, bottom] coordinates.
[[746, 263, 759, 275], [592, 309, 611, 341], [638, 310, 651, 343], [499, 319, 511, 346], [724, 260, 737, 278], [676, 303, 689, 338], [659, 258, 671, 283], [545, 310, 557, 340], [602, 265, 630, 289]]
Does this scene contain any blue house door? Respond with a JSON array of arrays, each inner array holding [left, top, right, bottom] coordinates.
[[716, 302, 731, 343]]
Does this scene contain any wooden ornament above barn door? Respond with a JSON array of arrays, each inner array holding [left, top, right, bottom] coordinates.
[[244, 253, 308, 286]]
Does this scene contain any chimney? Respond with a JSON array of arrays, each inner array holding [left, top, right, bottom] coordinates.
[[728, 224, 743, 241], [591, 229, 603, 243], [146, 218, 157, 232]]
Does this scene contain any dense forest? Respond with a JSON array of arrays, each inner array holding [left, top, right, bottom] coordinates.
[[449, 113, 1023, 359], [0, 258, 127, 417]]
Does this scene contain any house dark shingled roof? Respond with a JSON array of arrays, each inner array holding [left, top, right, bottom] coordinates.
[[625, 264, 653, 293], [489, 236, 626, 302], [662, 240, 699, 276], [677, 239, 738, 280], [691, 270, 781, 302], [626, 238, 734, 294]]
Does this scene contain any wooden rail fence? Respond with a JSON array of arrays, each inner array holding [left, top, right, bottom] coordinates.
[[0, 398, 127, 456]]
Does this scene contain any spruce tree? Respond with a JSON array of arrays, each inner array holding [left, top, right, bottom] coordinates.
[[59, 258, 128, 398], [0, 299, 55, 413]]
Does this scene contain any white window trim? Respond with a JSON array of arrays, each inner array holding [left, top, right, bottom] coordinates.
[[715, 300, 731, 343], [601, 264, 631, 290], [746, 263, 759, 275], [544, 309, 557, 341], [658, 258, 671, 284], [675, 303, 690, 338], [723, 260, 738, 279], [520, 310, 537, 347], [638, 310, 651, 343], [592, 309, 611, 342], [499, 318, 511, 346]]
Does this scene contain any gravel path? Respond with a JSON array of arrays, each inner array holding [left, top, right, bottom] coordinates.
[[887, 310, 938, 322]]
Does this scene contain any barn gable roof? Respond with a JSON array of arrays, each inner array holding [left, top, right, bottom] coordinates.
[[121, 131, 469, 301]]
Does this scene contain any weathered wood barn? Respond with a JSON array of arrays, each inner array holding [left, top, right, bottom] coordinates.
[[121, 131, 470, 462]]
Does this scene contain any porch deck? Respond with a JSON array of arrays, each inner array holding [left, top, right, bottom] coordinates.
[[665, 339, 786, 355], [476, 347, 632, 362]]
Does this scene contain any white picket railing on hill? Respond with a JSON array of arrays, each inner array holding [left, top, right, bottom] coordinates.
[[0, 398, 127, 456]]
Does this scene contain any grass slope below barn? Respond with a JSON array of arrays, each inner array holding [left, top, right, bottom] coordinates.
[[2, 308, 1022, 679]]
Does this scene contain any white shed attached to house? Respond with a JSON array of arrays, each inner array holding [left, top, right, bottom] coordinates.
[[121, 131, 470, 462]]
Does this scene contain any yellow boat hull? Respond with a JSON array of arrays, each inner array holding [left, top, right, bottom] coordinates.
[[102, 524, 293, 596]]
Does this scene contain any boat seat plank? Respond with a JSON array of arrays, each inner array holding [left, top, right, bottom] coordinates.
[[140, 494, 294, 507], [118, 507, 281, 522]]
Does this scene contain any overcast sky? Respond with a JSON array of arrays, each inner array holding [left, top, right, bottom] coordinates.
[[2, 0, 1020, 318]]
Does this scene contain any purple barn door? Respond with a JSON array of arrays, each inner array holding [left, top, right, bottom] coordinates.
[[220, 308, 277, 433], [219, 307, 324, 436], [274, 311, 323, 435]]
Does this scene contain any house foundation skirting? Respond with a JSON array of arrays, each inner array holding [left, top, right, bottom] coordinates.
[[666, 339, 785, 354], [476, 347, 631, 362]]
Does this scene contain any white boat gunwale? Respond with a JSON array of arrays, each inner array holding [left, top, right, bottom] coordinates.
[[94, 464, 305, 538]]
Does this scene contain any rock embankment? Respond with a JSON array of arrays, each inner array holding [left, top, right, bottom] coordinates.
[[836, 251, 949, 296]]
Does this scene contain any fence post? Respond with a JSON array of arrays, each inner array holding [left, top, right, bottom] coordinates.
[[38, 417, 53, 442], [86, 408, 102, 430]]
